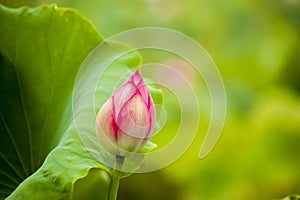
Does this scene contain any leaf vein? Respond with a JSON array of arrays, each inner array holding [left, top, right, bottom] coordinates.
[[0, 153, 24, 181], [0, 168, 20, 186], [0, 181, 17, 190], [0, 113, 27, 179], [12, 11, 34, 174], [37, 30, 56, 166]]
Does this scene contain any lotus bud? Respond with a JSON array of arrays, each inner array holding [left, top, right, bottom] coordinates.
[[96, 71, 156, 156]]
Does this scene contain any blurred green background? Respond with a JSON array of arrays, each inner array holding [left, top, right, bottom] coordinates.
[[1, 0, 300, 199]]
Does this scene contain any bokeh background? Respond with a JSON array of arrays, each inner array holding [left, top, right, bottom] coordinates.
[[1, 0, 300, 199]]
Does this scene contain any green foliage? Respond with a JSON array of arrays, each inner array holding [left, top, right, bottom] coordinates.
[[0, 4, 106, 199], [1, 0, 299, 199], [0, 4, 163, 199], [0, 4, 105, 199]]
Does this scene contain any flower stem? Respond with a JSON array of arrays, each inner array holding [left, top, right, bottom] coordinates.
[[108, 155, 124, 200]]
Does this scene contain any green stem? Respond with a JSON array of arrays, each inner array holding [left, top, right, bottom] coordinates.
[[108, 155, 124, 200]]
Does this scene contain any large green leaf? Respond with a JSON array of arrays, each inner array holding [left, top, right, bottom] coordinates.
[[0, 4, 163, 199], [0, 4, 102, 175], [0, 4, 105, 198]]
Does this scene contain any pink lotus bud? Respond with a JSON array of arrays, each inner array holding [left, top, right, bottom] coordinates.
[[96, 71, 156, 156]]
